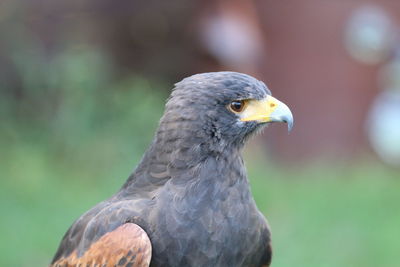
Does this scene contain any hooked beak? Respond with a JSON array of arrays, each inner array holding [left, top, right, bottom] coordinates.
[[240, 95, 294, 131]]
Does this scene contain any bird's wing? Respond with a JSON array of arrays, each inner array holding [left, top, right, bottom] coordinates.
[[262, 241, 273, 267], [51, 223, 152, 267]]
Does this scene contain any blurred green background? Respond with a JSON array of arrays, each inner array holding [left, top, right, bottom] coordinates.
[[1, 0, 400, 266]]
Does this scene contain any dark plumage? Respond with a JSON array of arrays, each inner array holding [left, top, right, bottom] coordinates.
[[51, 71, 293, 267]]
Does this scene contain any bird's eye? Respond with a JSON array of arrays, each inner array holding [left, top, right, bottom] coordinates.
[[229, 100, 246, 113]]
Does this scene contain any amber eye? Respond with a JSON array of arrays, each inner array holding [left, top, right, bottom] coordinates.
[[229, 100, 246, 113]]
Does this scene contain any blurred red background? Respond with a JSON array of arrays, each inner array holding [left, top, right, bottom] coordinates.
[[2, 0, 400, 164]]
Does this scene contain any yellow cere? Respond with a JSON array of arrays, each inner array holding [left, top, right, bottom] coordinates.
[[240, 96, 280, 122]]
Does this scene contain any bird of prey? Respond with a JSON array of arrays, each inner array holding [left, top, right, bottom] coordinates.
[[51, 71, 293, 267]]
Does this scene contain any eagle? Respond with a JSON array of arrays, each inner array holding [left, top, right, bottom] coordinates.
[[51, 71, 293, 267]]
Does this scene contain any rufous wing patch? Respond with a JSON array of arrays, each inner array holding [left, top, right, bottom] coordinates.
[[51, 223, 152, 267]]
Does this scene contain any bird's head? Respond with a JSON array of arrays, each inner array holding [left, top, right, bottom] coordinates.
[[157, 72, 293, 155]]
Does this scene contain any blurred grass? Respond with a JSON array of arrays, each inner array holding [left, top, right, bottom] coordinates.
[[249, 160, 400, 267], [1, 64, 399, 266]]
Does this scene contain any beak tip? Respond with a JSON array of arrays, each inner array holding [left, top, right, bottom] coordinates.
[[287, 120, 294, 132], [282, 116, 293, 132]]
